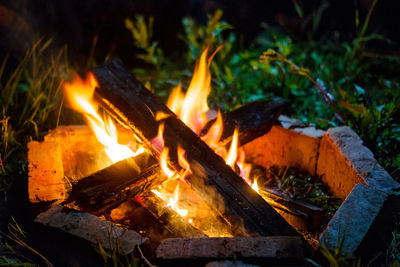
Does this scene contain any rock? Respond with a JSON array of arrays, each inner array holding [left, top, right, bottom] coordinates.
[[317, 126, 399, 199], [293, 127, 325, 138], [35, 205, 147, 255], [320, 184, 400, 256]]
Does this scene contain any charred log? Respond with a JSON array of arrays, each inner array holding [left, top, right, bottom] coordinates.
[[64, 153, 162, 215], [91, 60, 298, 237], [200, 100, 286, 146]]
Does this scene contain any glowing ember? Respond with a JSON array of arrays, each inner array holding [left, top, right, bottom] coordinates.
[[63, 73, 143, 163]]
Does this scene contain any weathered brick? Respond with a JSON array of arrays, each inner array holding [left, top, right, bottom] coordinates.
[[317, 126, 399, 199], [35, 205, 147, 254], [243, 125, 320, 175], [28, 141, 66, 202]]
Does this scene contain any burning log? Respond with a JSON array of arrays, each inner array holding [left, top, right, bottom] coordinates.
[[64, 153, 161, 215], [200, 99, 286, 146], [65, 101, 285, 215], [91, 60, 298, 237]]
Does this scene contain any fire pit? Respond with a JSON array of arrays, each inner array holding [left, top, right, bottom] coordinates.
[[27, 51, 400, 265]]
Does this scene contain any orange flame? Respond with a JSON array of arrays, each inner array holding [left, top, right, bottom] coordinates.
[[167, 49, 211, 134], [178, 145, 191, 179], [160, 147, 175, 179], [63, 73, 143, 163], [225, 129, 239, 168], [152, 183, 188, 217], [151, 122, 165, 153]]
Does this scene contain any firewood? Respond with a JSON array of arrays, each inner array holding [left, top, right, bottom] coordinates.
[[91, 60, 298, 237], [64, 152, 162, 214], [156, 236, 304, 260], [200, 99, 286, 146]]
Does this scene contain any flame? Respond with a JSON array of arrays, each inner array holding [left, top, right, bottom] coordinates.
[[160, 147, 175, 179], [178, 145, 191, 179], [167, 49, 211, 134], [167, 183, 188, 217], [251, 179, 259, 193], [63, 73, 143, 163], [152, 183, 188, 217], [151, 122, 165, 153], [201, 111, 223, 149], [225, 129, 239, 168]]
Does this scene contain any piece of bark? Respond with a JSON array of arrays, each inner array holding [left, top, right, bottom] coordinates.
[[64, 153, 161, 215], [200, 100, 286, 146], [156, 236, 303, 260], [92, 60, 297, 237], [35, 205, 147, 255]]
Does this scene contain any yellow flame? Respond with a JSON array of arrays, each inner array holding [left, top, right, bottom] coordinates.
[[225, 129, 239, 168], [160, 147, 175, 179], [152, 183, 188, 217], [251, 179, 259, 193], [178, 145, 191, 179], [63, 73, 143, 163], [167, 49, 211, 134]]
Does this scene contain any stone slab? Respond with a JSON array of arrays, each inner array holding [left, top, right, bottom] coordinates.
[[156, 236, 303, 260], [243, 125, 320, 175], [35, 205, 147, 254], [28, 141, 66, 203], [317, 126, 399, 199], [319, 184, 395, 255]]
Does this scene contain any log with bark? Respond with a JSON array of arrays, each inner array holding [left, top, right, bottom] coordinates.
[[200, 99, 286, 146], [91, 60, 298, 237], [63, 153, 162, 215]]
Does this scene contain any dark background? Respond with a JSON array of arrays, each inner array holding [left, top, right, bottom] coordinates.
[[0, 0, 399, 69]]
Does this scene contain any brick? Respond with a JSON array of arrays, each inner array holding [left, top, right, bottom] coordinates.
[[317, 126, 399, 199], [35, 205, 147, 254], [243, 125, 320, 175], [28, 141, 66, 202]]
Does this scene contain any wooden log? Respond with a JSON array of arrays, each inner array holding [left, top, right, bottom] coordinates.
[[64, 152, 162, 215], [92, 60, 298, 237], [200, 100, 286, 146], [65, 100, 284, 215], [156, 236, 304, 260]]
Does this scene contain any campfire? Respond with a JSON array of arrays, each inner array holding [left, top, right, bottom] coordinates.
[[60, 49, 297, 238], [29, 47, 399, 265]]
